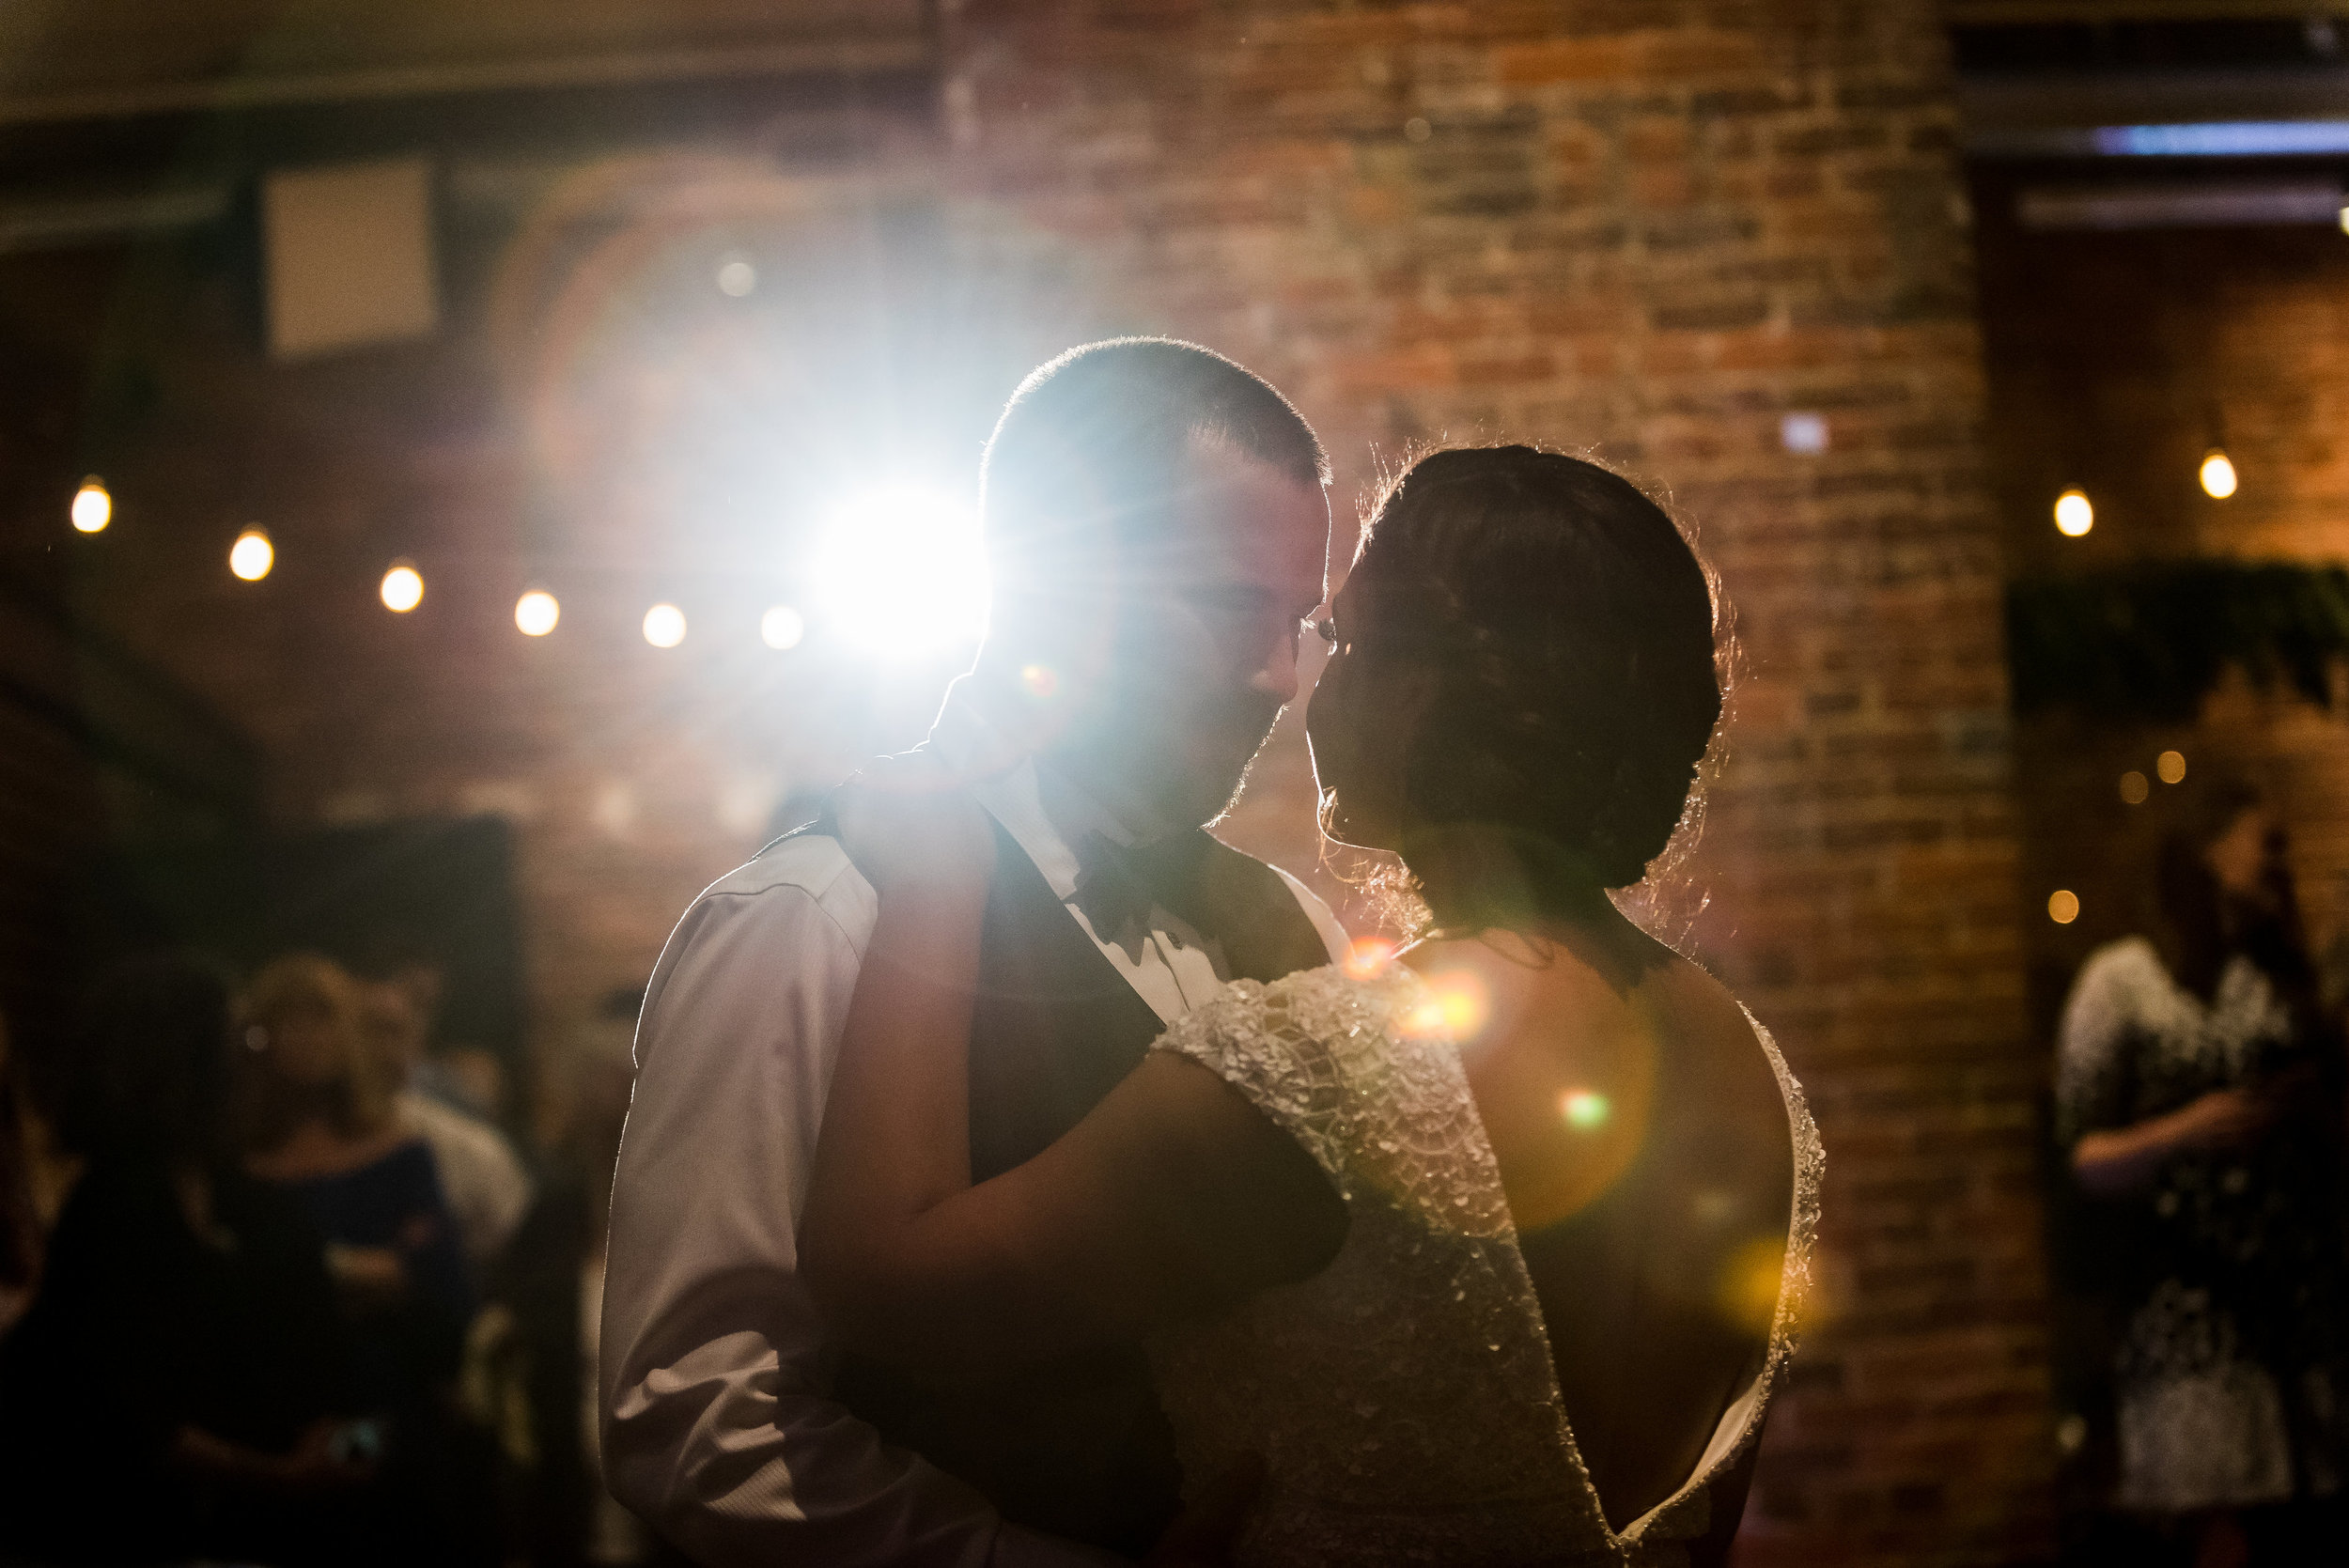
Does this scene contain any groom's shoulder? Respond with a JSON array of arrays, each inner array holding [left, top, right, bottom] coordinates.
[[692, 829, 871, 921]]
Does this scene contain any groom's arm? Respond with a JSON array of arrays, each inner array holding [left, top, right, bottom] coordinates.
[[599, 842, 1119, 1568]]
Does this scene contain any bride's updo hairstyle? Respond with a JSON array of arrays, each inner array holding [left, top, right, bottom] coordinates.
[[1352, 445, 1722, 906]]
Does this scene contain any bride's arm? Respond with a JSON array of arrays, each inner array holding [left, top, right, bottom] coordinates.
[[798, 765, 1345, 1389]]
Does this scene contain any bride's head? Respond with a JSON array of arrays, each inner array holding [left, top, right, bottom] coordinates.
[[1304, 445, 1723, 924]]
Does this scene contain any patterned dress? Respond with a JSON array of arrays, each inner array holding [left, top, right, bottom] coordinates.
[[2057, 937, 2349, 1512], [1143, 964, 1821, 1567]]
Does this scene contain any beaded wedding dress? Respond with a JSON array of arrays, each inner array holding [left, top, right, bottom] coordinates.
[[1145, 963, 1822, 1568]]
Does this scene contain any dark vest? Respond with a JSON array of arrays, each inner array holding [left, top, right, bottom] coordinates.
[[827, 817, 1330, 1556]]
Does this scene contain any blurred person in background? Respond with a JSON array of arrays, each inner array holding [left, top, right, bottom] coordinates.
[[357, 970, 533, 1270], [492, 986, 653, 1568], [243, 951, 502, 1565], [2058, 780, 2349, 1566], [0, 955, 369, 1565]]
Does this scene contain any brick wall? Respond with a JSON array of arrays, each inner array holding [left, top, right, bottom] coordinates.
[[5, 3, 2055, 1559]]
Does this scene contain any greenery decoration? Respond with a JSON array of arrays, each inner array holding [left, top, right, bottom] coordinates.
[[2006, 561, 2349, 722]]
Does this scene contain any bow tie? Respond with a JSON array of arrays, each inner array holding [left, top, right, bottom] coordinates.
[[1070, 829, 1213, 943]]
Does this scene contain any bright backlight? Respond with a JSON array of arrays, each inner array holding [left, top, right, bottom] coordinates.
[[814, 486, 988, 656]]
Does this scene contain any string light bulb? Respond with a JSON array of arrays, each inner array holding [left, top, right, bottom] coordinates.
[[229, 529, 273, 582], [760, 606, 804, 649], [2054, 489, 2094, 537], [2199, 449, 2238, 499], [643, 603, 687, 648], [515, 590, 560, 636], [70, 477, 111, 533], [379, 563, 424, 613]]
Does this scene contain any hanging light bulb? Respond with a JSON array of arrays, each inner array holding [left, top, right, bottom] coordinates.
[[228, 529, 274, 581], [643, 603, 687, 647], [70, 477, 112, 533], [2199, 448, 2238, 499], [515, 590, 560, 636], [2053, 489, 2094, 537], [380, 562, 424, 613]]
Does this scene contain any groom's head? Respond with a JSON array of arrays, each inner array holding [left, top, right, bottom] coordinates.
[[974, 339, 1330, 829]]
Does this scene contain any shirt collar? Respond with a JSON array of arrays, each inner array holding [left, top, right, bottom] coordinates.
[[926, 675, 1155, 903]]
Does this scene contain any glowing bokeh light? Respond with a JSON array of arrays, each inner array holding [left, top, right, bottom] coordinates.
[[2048, 889, 2080, 924], [2199, 449, 2238, 499], [643, 603, 687, 648], [515, 591, 560, 636], [716, 256, 756, 297], [1561, 1089, 1612, 1131], [229, 529, 273, 582], [2053, 489, 2094, 537], [812, 486, 988, 657], [760, 606, 805, 650], [2339, 203, 2348, 235], [1343, 938, 1398, 980], [2157, 749, 2187, 784], [1020, 663, 1060, 702], [2119, 769, 2150, 804], [380, 564, 424, 613], [70, 478, 111, 534]]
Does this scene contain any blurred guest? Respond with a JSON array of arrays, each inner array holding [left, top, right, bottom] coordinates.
[[243, 951, 503, 1564], [358, 973, 533, 1268], [495, 987, 653, 1568], [2059, 781, 2349, 1563], [0, 955, 368, 1565], [244, 954, 474, 1346]]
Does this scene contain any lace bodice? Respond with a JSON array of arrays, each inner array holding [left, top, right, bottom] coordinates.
[[1146, 963, 1820, 1568]]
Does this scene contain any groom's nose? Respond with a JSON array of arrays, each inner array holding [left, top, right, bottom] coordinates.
[[1247, 626, 1301, 707]]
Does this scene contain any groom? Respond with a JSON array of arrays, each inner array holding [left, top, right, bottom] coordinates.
[[600, 339, 1349, 1565]]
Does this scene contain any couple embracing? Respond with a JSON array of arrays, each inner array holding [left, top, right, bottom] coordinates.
[[599, 340, 1820, 1568]]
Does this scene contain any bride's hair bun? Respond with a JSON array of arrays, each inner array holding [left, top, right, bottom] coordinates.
[[1355, 445, 1723, 893]]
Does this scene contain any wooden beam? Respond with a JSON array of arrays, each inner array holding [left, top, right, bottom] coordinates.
[[1950, 0, 2349, 23], [0, 35, 931, 129]]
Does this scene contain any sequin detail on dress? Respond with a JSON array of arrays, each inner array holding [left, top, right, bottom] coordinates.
[[1146, 963, 1822, 1568]]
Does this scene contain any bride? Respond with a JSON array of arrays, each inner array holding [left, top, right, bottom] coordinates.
[[800, 445, 1820, 1566]]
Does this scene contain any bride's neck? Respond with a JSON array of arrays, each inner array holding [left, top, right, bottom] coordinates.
[[1403, 822, 1613, 938]]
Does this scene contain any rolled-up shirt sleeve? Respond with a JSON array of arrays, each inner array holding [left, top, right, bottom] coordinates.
[[599, 842, 1118, 1568]]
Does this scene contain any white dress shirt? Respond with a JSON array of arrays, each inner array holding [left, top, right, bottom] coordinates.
[[599, 685, 1347, 1568]]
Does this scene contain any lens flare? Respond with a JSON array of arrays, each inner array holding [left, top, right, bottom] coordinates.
[[380, 564, 424, 613], [70, 478, 111, 533], [643, 603, 687, 648], [1403, 970, 1490, 1039], [2199, 449, 2238, 500], [812, 486, 988, 657], [1019, 663, 1060, 701], [2053, 489, 2094, 537], [229, 529, 273, 581], [515, 590, 560, 636], [1560, 1089, 1612, 1131], [1718, 1234, 1789, 1337], [1343, 938, 1398, 980]]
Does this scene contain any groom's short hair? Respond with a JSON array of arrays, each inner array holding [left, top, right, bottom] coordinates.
[[979, 339, 1327, 606]]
